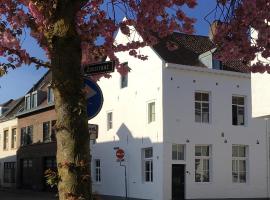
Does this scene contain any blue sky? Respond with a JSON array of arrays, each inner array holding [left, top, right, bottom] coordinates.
[[0, 0, 218, 103]]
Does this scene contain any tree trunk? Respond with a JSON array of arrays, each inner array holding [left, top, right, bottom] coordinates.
[[52, 38, 92, 200], [50, 10, 92, 200]]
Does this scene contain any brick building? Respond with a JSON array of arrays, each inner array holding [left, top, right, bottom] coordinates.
[[15, 71, 57, 190]]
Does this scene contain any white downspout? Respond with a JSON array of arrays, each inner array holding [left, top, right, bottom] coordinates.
[[265, 118, 270, 199]]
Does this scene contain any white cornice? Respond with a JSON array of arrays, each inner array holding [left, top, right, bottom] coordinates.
[[165, 63, 250, 79]]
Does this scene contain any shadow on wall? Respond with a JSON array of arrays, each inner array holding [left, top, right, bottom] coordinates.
[[91, 123, 161, 200]]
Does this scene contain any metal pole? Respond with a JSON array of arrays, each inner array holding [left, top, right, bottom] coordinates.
[[120, 161, 128, 200]]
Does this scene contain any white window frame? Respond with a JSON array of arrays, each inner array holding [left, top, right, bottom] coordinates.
[[148, 101, 156, 123], [47, 86, 54, 104], [232, 145, 248, 183], [142, 147, 153, 183], [11, 128, 16, 149], [195, 145, 211, 182], [95, 159, 101, 183], [172, 144, 185, 160], [232, 96, 245, 126], [195, 91, 210, 123], [25, 94, 31, 110], [31, 91, 38, 108], [3, 129, 9, 150], [107, 111, 113, 130]]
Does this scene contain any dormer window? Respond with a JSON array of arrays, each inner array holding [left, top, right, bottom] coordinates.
[[25, 95, 31, 110], [31, 91, 37, 108], [0, 107, 8, 116], [25, 91, 38, 110], [212, 59, 222, 70], [47, 86, 54, 104]]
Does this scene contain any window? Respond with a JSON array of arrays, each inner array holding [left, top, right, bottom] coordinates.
[[142, 147, 153, 182], [23, 159, 32, 168], [45, 157, 57, 169], [47, 86, 54, 103], [4, 162, 15, 183], [107, 112, 113, 130], [43, 121, 51, 143], [232, 96, 245, 125], [3, 130, 9, 150], [232, 145, 248, 183], [25, 91, 39, 110], [195, 92, 210, 123], [31, 92, 37, 108], [212, 59, 222, 70], [43, 121, 56, 143], [21, 126, 33, 146], [120, 62, 128, 89], [25, 95, 31, 110], [11, 128, 16, 149], [148, 102, 155, 123], [195, 145, 211, 182], [172, 144, 185, 160], [95, 159, 101, 182]]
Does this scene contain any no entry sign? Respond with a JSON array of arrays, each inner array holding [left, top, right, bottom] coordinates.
[[116, 149, 125, 160]]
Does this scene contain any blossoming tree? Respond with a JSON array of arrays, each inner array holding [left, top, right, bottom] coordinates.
[[214, 0, 270, 71], [0, 0, 197, 199]]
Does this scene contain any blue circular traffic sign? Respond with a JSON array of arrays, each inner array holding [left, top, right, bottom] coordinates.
[[84, 79, 103, 119]]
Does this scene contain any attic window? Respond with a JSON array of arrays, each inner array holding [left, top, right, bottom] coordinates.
[[212, 59, 222, 70], [25, 91, 38, 110], [120, 62, 129, 89], [47, 86, 54, 104]]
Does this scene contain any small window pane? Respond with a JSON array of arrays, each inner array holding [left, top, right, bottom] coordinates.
[[238, 97, 244, 105], [145, 148, 153, 158], [201, 93, 209, 101], [232, 146, 238, 157], [195, 146, 201, 156], [172, 144, 178, 160], [232, 96, 238, 104], [201, 146, 209, 156], [195, 93, 201, 101]]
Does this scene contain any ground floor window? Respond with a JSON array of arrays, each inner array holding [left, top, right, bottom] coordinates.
[[195, 145, 211, 182], [232, 145, 248, 183], [142, 147, 153, 182], [4, 162, 16, 183], [95, 159, 101, 183]]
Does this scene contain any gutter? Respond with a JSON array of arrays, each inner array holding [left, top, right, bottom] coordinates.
[[165, 62, 250, 79]]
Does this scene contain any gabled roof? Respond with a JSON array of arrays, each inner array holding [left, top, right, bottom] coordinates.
[[152, 32, 249, 73], [152, 32, 215, 67], [0, 97, 24, 122]]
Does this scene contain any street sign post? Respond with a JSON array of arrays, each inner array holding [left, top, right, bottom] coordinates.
[[84, 79, 103, 119], [84, 61, 115, 75], [88, 124, 98, 140], [115, 148, 127, 200]]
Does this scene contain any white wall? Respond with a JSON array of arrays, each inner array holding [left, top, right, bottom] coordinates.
[[162, 64, 267, 199], [0, 118, 18, 188], [90, 29, 164, 199], [251, 72, 270, 118]]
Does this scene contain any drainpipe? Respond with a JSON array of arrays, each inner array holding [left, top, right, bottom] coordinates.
[[265, 118, 270, 199]]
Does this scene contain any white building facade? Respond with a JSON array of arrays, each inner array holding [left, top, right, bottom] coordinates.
[[90, 30, 269, 200]]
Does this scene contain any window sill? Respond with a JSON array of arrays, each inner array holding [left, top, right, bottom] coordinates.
[[195, 182, 212, 184], [142, 181, 154, 184]]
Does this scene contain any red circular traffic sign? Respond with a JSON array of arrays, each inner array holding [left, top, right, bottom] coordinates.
[[116, 149, 125, 160]]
